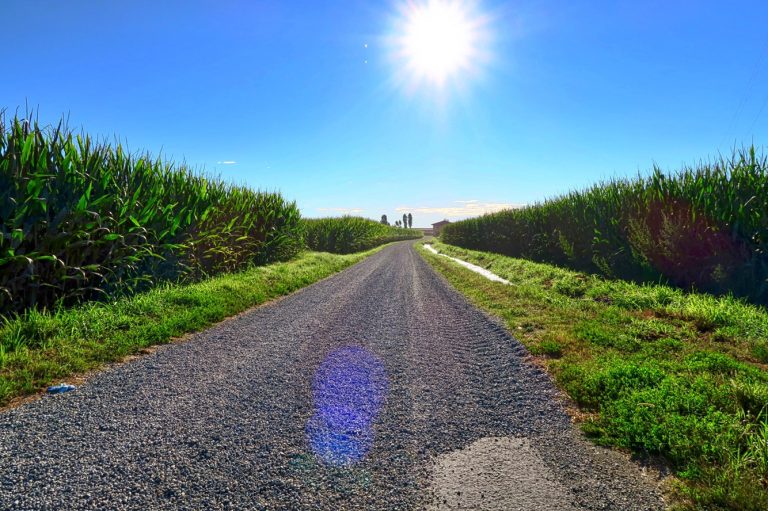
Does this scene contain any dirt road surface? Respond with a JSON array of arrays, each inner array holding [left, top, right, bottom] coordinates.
[[0, 242, 664, 510]]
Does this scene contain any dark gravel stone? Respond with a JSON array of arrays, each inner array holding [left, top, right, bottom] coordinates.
[[0, 241, 664, 510]]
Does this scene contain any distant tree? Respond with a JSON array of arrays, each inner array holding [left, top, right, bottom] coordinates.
[[381, 214, 388, 225], [395, 220, 401, 227], [407, 213, 413, 228], [402, 213, 408, 227]]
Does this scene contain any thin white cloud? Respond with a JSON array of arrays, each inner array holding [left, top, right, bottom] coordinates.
[[316, 207, 365, 215], [396, 201, 523, 218], [216, 160, 238, 165]]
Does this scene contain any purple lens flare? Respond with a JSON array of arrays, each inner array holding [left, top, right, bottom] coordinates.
[[306, 346, 388, 466]]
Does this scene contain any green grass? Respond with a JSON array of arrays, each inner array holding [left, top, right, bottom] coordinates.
[[419, 240, 768, 510], [441, 148, 768, 305], [303, 216, 422, 254], [0, 247, 382, 406]]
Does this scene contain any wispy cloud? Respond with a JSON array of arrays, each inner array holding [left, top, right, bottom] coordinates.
[[396, 201, 523, 218], [216, 160, 238, 165], [316, 207, 365, 215]]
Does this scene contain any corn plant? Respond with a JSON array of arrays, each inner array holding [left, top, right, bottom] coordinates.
[[442, 148, 768, 304], [303, 216, 422, 254], [0, 114, 303, 316]]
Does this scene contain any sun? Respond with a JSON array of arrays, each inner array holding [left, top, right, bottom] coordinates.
[[392, 0, 487, 88]]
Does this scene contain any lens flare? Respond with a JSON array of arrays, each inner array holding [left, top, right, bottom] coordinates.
[[306, 347, 388, 466], [390, 0, 490, 90]]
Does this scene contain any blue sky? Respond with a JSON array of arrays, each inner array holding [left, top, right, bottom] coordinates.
[[3, 0, 768, 226]]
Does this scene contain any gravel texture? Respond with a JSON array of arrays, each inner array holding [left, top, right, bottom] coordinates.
[[0, 241, 664, 510]]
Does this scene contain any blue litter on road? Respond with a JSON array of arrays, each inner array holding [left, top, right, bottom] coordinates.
[[47, 383, 76, 394]]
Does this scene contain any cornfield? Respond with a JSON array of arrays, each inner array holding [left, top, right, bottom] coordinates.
[[303, 216, 422, 254], [0, 114, 303, 315], [442, 148, 768, 304]]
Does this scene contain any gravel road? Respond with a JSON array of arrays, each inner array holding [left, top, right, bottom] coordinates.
[[0, 241, 664, 510]]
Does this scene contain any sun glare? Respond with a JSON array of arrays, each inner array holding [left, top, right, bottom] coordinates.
[[393, 0, 488, 89]]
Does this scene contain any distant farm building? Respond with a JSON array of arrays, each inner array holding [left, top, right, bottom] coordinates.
[[431, 220, 451, 236]]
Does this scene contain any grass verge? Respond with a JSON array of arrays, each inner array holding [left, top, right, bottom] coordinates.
[[0, 247, 383, 407], [419, 240, 768, 511]]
